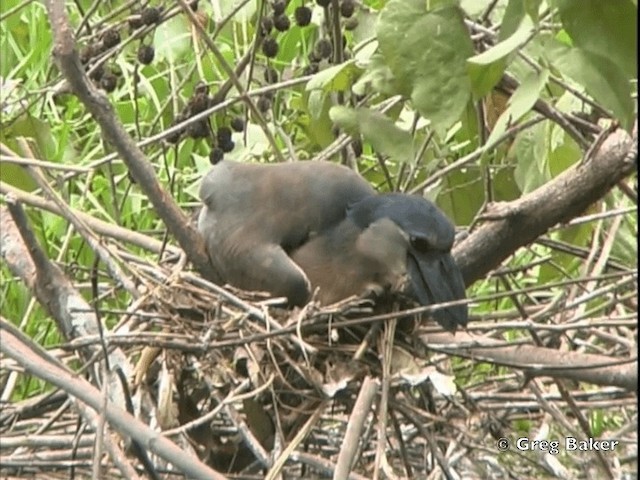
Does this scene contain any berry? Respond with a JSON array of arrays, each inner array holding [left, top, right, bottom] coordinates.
[[89, 64, 104, 81], [314, 38, 332, 60], [294, 6, 312, 26], [260, 16, 274, 35], [262, 36, 279, 58], [100, 72, 118, 92], [273, 14, 290, 32], [137, 45, 155, 64], [101, 29, 121, 49], [194, 82, 209, 95], [209, 148, 224, 164], [189, 93, 210, 114], [272, 0, 286, 16], [351, 138, 363, 157], [316, 0, 330, 7], [303, 63, 319, 75], [187, 120, 209, 139], [166, 117, 184, 144], [308, 50, 321, 63], [166, 128, 182, 144], [220, 140, 235, 153], [257, 96, 272, 112], [264, 66, 279, 83], [79, 45, 96, 64], [140, 7, 161, 25], [344, 17, 358, 30], [340, 0, 355, 18], [216, 126, 232, 145], [129, 15, 143, 30], [230, 116, 245, 132]]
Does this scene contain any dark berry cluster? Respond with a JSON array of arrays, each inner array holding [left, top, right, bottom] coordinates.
[[166, 83, 214, 144], [260, 1, 315, 61]]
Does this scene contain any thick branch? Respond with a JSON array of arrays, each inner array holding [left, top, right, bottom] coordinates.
[[421, 331, 637, 392], [1, 181, 180, 256], [0, 202, 131, 374], [454, 124, 637, 285], [44, 0, 218, 282], [0, 319, 228, 480]]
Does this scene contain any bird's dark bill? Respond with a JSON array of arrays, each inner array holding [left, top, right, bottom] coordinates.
[[407, 252, 468, 332]]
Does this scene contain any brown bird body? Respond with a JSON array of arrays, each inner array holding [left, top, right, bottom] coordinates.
[[198, 160, 375, 305], [197, 160, 468, 331]]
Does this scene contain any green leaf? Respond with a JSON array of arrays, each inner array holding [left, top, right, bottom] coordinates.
[[554, 0, 637, 81], [512, 122, 550, 193], [306, 60, 361, 93], [330, 106, 415, 163], [467, 15, 535, 98], [500, 0, 526, 40], [546, 42, 635, 131], [485, 69, 548, 148], [523, 0, 543, 23], [460, 0, 491, 19], [302, 91, 335, 148], [548, 137, 581, 178], [509, 69, 549, 119], [377, 0, 474, 131], [352, 52, 397, 97], [154, 16, 191, 63]]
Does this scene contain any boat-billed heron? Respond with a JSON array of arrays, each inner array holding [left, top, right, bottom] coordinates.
[[197, 160, 467, 331]]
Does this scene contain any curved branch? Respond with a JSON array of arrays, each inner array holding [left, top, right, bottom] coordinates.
[[44, 0, 218, 282], [0, 319, 228, 480], [454, 123, 637, 285], [421, 331, 637, 392]]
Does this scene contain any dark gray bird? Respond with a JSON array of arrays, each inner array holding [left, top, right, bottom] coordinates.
[[197, 160, 467, 331]]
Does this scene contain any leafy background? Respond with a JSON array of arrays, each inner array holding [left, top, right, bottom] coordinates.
[[0, 0, 637, 478]]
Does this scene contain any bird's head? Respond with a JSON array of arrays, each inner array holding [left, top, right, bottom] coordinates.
[[348, 194, 468, 331]]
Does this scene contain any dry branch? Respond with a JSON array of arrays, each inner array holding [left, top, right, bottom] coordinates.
[[421, 331, 637, 392], [44, 0, 217, 283], [0, 319, 227, 480], [455, 123, 637, 285]]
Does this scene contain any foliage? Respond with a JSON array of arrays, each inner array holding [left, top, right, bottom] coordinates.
[[0, 0, 637, 477]]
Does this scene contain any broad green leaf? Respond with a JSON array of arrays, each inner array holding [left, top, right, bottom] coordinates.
[[509, 69, 549, 119], [467, 15, 535, 98], [554, 0, 637, 80], [546, 42, 635, 131], [511, 121, 550, 193], [307, 90, 326, 120], [438, 167, 486, 224], [154, 16, 191, 63], [306, 61, 361, 92], [330, 106, 415, 163], [219, 0, 256, 21], [523, 0, 543, 23], [500, 0, 526, 39], [350, 8, 378, 45], [548, 136, 580, 178], [485, 69, 548, 148], [460, 0, 491, 19], [426, 0, 459, 9], [377, 0, 474, 131], [610, 216, 639, 264], [352, 52, 397, 96], [301, 91, 334, 148]]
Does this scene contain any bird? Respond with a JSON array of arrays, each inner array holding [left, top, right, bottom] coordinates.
[[197, 160, 467, 331]]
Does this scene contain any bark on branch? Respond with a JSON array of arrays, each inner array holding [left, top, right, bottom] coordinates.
[[44, 0, 218, 282], [454, 123, 637, 285]]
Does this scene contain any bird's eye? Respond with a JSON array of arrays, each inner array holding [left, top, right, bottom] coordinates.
[[410, 236, 431, 252]]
